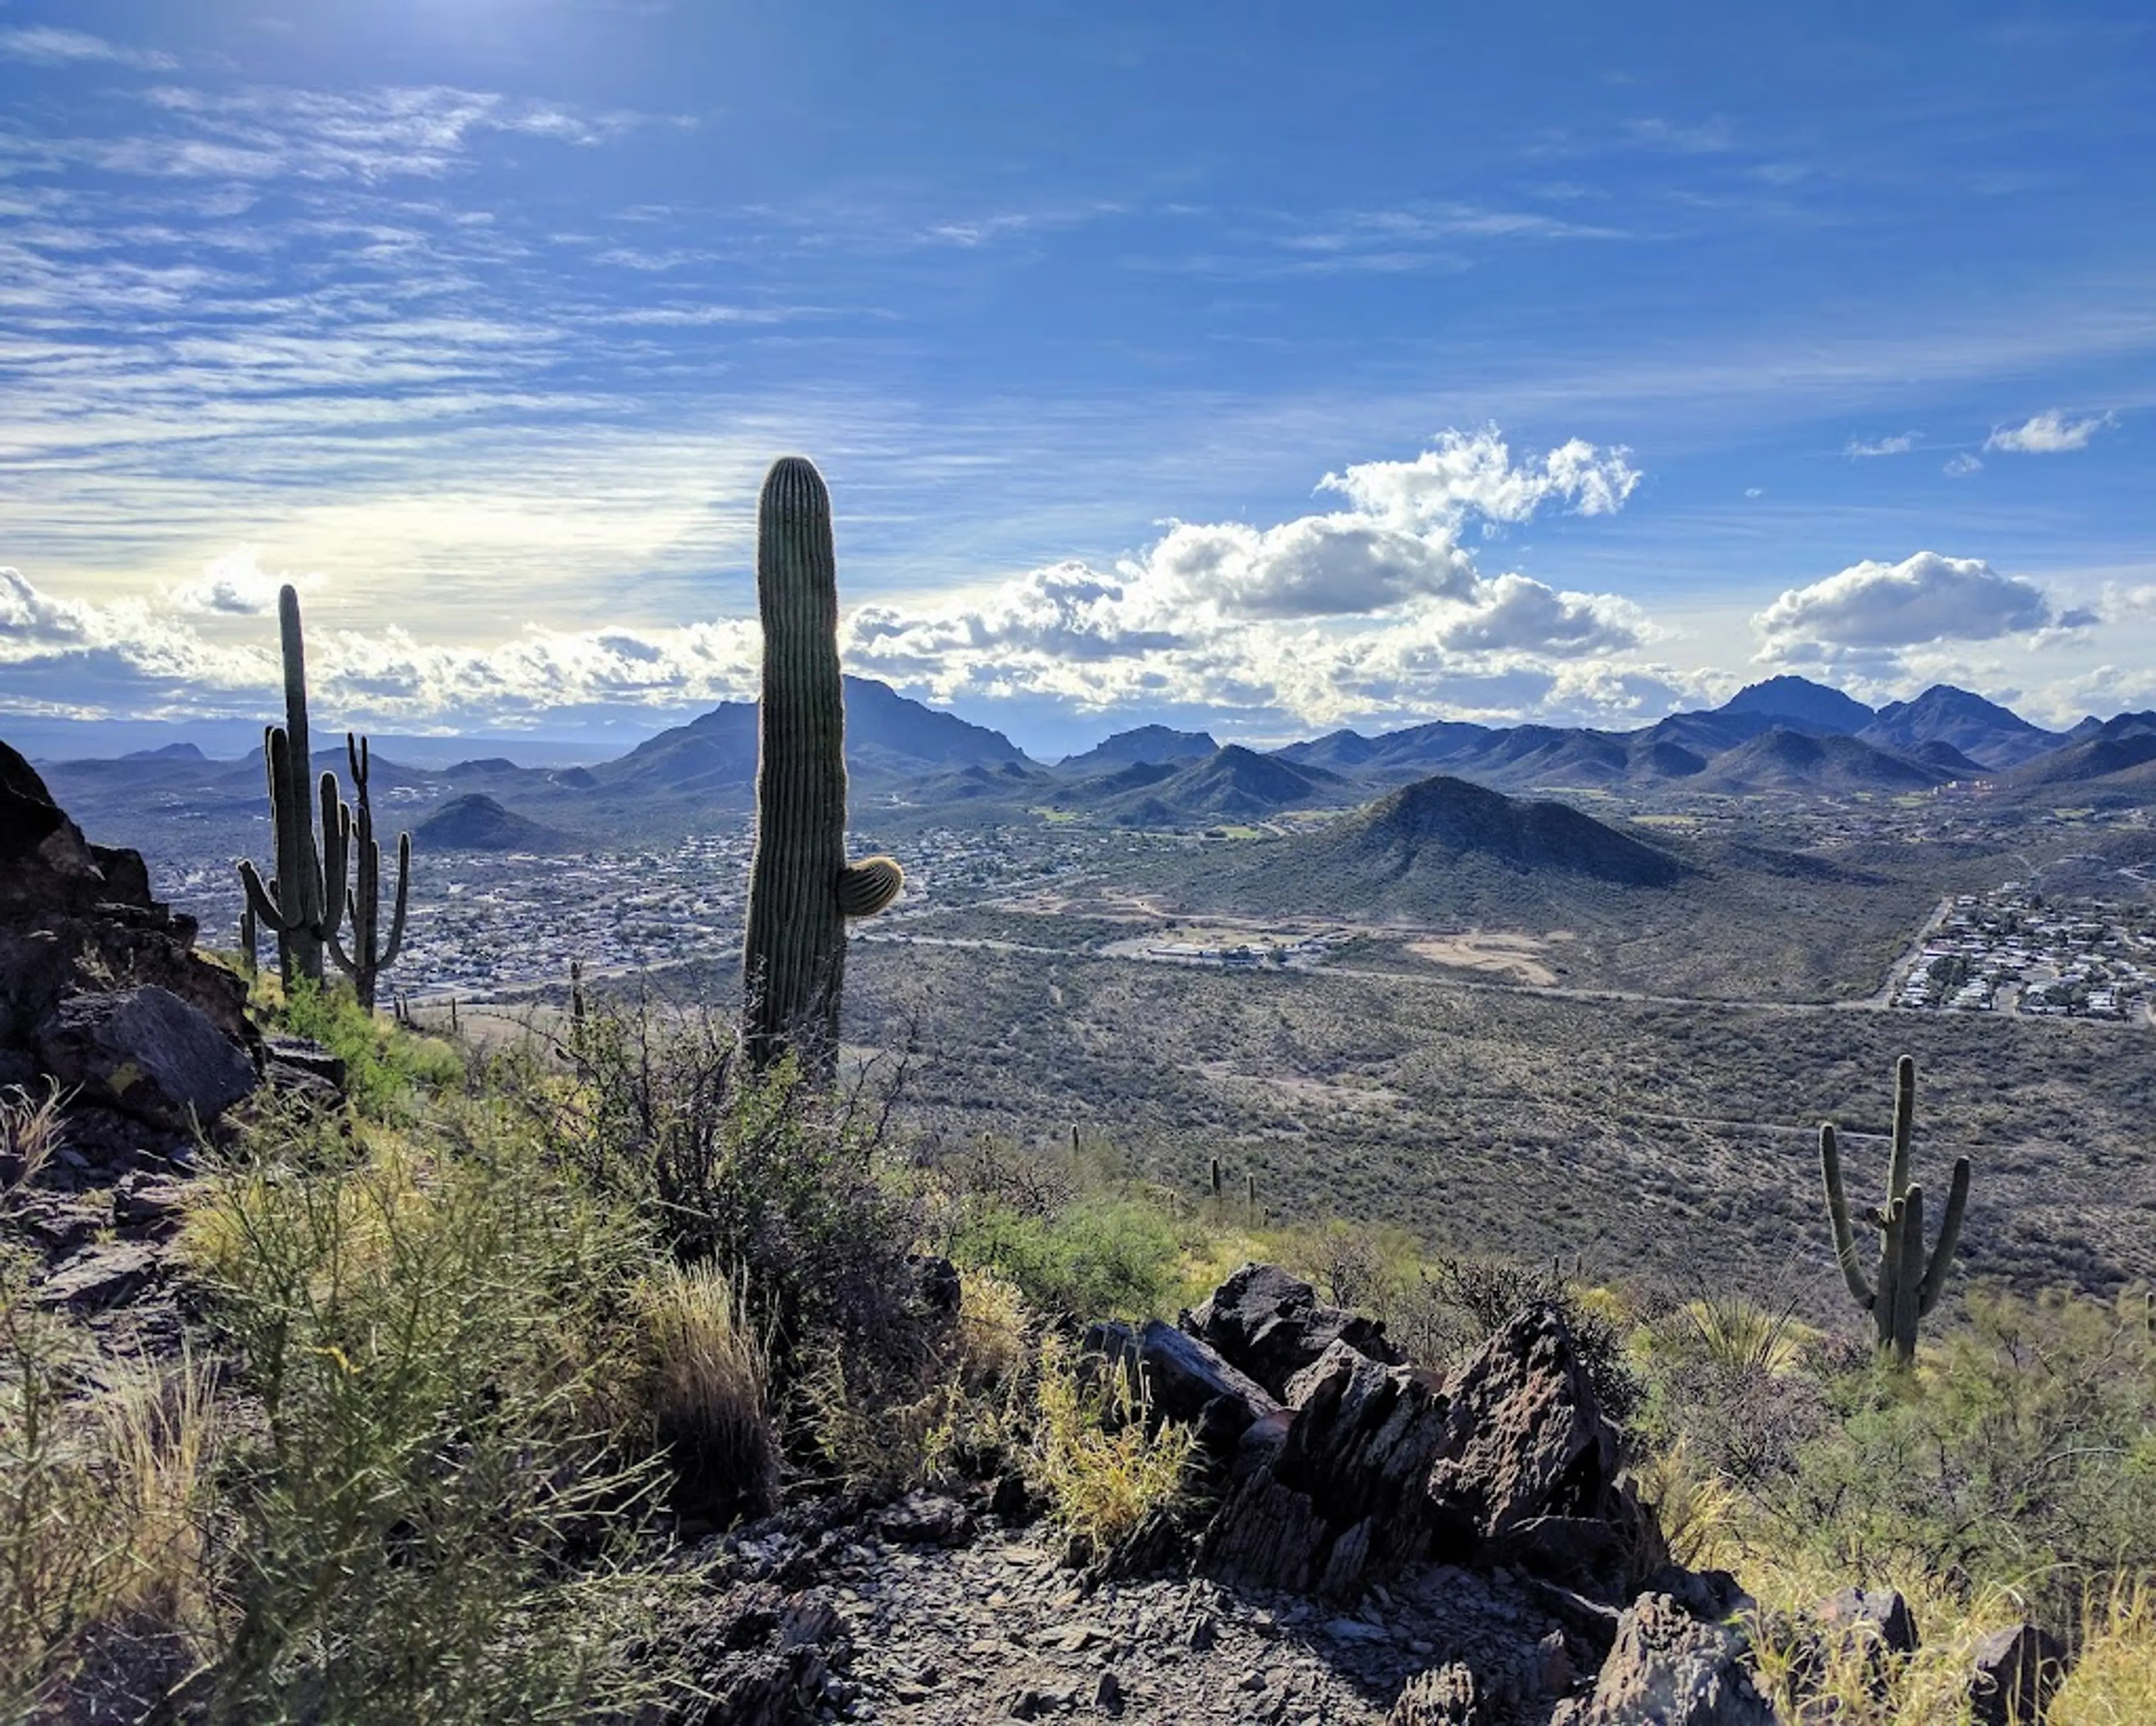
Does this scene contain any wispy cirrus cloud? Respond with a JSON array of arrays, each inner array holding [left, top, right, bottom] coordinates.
[[1846, 431, 1919, 457], [1985, 408, 2113, 453], [0, 26, 177, 71]]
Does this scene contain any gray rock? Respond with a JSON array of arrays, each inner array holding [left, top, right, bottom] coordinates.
[[36, 1240, 161, 1312], [1389, 1662, 1485, 1724], [1561, 1591, 1776, 1725], [1202, 1338, 1452, 1595], [1820, 1586, 1918, 1658], [1968, 1622, 2070, 1726], [261, 1034, 347, 1091], [112, 1171, 191, 1233], [36, 985, 257, 1131], [1427, 1303, 1650, 1572]]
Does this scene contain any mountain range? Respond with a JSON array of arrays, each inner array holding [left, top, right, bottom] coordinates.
[[22, 674, 2156, 848]]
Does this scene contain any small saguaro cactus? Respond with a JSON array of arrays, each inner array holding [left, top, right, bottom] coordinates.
[[327, 732, 410, 1011], [236, 584, 347, 988], [237, 904, 258, 976], [741, 456, 903, 1076], [1820, 1054, 1972, 1366]]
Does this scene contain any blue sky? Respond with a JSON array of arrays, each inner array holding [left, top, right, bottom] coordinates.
[[2, 1, 2153, 758]]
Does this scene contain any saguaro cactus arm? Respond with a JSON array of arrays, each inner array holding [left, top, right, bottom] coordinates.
[[326, 731, 410, 1010], [742, 455, 904, 1074], [1819, 1123, 1876, 1310], [1916, 1156, 1972, 1316]]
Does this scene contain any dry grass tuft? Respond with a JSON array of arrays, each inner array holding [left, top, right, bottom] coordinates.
[[1030, 1334, 1194, 1556], [633, 1257, 777, 1523]]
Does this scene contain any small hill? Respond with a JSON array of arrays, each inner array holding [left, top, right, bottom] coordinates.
[[1718, 675, 1875, 734], [1998, 713, 2156, 795], [120, 741, 208, 763], [1330, 776, 1689, 885], [1858, 684, 2062, 769], [901, 761, 1050, 803], [447, 757, 519, 777], [1095, 746, 1354, 825], [414, 794, 582, 853], [1207, 775, 1688, 923], [1056, 725, 1217, 773], [1692, 728, 1947, 794]]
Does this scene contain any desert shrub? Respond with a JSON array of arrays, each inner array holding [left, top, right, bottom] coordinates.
[[276, 977, 465, 1120], [951, 1191, 1182, 1320], [1030, 1334, 1195, 1558], [1762, 1286, 2156, 1628], [506, 1000, 921, 1368], [182, 1100, 667, 1723], [1, 1081, 65, 1201]]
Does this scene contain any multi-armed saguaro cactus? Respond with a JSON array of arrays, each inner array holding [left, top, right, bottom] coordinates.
[[237, 585, 346, 988], [742, 456, 903, 1077], [327, 731, 409, 1011], [1820, 1054, 1972, 1366]]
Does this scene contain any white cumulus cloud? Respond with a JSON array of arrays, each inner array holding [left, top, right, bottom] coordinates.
[[1846, 432, 1919, 458], [1753, 551, 2059, 654], [166, 548, 320, 616], [1985, 409, 2112, 454]]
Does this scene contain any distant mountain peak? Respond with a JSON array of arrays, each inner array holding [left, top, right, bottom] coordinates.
[[1058, 724, 1218, 771], [1859, 684, 2061, 770], [1718, 675, 1875, 734]]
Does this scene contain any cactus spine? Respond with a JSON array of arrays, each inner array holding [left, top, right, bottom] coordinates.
[[327, 732, 409, 1011], [741, 456, 903, 1076], [1820, 1054, 1972, 1366], [236, 587, 346, 988]]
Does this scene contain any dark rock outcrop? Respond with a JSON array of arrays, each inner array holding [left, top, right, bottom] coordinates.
[[36, 985, 258, 1132], [1968, 1622, 2070, 1726], [2, 741, 257, 1144], [1182, 1262, 1405, 1399]]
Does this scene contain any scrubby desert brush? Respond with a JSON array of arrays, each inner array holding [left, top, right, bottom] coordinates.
[[0, 1081, 66, 1205], [1029, 1333, 1195, 1560], [0, 1266, 221, 1719]]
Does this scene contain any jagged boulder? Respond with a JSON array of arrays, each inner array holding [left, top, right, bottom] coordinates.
[[0, 740, 259, 1159], [1427, 1302, 1647, 1574], [1968, 1622, 2070, 1726], [36, 985, 258, 1132], [1554, 1591, 1777, 1726], [1182, 1261, 1404, 1397], [1200, 1338, 1453, 1595]]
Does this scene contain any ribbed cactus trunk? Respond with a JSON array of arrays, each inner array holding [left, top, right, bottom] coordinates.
[[742, 456, 902, 1078], [237, 585, 345, 990]]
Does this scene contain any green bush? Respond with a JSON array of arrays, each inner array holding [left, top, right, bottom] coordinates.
[[275, 978, 464, 1121], [184, 1100, 672, 1723], [951, 1192, 1182, 1320], [1760, 1287, 2156, 1629], [506, 1001, 922, 1367]]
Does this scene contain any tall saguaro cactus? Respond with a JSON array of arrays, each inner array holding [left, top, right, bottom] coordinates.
[[1820, 1054, 1972, 1366], [236, 585, 346, 988], [742, 456, 903, 1076], [327, 732, 410, 1011]]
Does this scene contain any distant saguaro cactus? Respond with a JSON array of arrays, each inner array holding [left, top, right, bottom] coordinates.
[[236, 585, 346, 988], [741, 456, 903, 1076], [1820, 1054, 1972, 1366], [327, 732, 410, 1011]]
